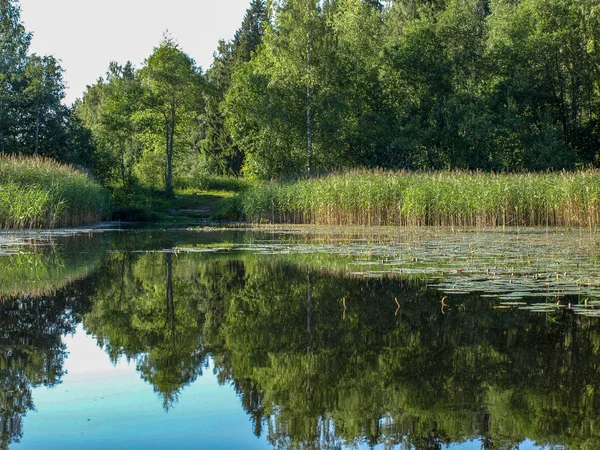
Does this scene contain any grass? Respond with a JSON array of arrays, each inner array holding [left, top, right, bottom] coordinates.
[[0, 156, 111, 229], [238, 170, 600, 228], [111, 188, 238, 222], [177, 174, 252, 193], [111, 176, 251, 222]]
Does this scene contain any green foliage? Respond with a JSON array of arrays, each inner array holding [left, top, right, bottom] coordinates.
[[0, 156, 111, 228], [0, 0, 30, 155], [176, 173, 252, 193], [0, 1, 79, 162], [138, 35, 204, 195], [221, 0, 599, 178], [75, 62, 142, 189], [78, 37, 205, 196], [6, 0, 600, 188], [225, 0, 333, 178], [5, 0, 600, 219], [200, 0, 269, 175]]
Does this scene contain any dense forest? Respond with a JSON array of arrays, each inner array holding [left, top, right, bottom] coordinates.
[[2, 0, 600, 191]]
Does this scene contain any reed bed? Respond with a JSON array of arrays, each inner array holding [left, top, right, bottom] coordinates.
[[0, 156, 111, 229], [239, 170, 600, 228]]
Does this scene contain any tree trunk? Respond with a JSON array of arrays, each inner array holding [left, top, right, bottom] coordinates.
[[166, 105, 176, 196], [120, 141, 126, 189], [35, 105, 40, 157], [118, 254, 126, 304], [165, 117, 171, 194], [165, 252, 175, 330]]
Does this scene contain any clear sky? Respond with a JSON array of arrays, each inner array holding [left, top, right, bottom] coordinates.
[[19, 0, 252, 105]]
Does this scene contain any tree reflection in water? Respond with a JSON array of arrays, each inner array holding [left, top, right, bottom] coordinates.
[[3, 249, 600, 449], [0, 277, 95, 449], [83, 252, 600, 449]]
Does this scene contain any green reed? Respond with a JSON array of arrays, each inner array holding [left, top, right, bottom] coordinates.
[[0, 156, 111, 229], [239, 170, 600, 228]]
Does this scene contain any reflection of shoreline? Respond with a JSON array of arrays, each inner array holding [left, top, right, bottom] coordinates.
[[0, 266, 98, 299], [3, 228, 600, 449], [0, 234, 108, 298]]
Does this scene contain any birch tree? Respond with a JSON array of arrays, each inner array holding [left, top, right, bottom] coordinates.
[[139, 36, 203, 195]]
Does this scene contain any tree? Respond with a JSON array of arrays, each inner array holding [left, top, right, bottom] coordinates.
[[233, 0, 269, 63], [0, 0, 30, 153], [486, 0, 597, 167], [226, 0, 333, 179], [1, 1, 72, 161], [327, 0, 391, 168], [139, 36, 203, 195], [201, 0, 269, 175], [77, 61, 142, 189], [23, 55, 66, 156], [84, 252, 210, 411], [201, 40, 239, 174]]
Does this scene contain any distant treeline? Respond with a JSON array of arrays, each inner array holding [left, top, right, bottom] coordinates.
[[2, 0, 600, 191]]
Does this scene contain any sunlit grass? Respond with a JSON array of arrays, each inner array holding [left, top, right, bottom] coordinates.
[[0, 155, 111, 229], [239, 170, 600, 228], [176, 174, 252, 194]]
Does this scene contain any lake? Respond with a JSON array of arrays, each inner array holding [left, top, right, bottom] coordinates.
[[1, 225, 599, 449]]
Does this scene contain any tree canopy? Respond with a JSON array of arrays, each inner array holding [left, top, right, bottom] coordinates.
[[0, 0, 74, 160], [5, 0, 600, 184]]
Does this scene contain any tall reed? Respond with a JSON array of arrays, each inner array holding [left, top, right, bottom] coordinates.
[[0, 155, 111, 229], [239, 170, 600, 228]]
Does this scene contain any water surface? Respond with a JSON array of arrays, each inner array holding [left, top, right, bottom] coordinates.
[[1, 226, 599, 449]]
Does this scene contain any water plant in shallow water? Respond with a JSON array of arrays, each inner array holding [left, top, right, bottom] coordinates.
[[238, 170, 600, 228], [180, 225, 600, 304]]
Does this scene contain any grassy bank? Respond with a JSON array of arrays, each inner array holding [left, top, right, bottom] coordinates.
[[238, 170, 600, 227], [0, 156, 111, 229], [111, 175, 252, 222]]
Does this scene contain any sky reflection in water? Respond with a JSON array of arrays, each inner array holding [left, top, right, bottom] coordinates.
[[15, 326, 269, 450]]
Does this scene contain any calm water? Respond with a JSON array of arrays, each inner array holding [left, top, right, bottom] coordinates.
[[1, 226, 599, 449]]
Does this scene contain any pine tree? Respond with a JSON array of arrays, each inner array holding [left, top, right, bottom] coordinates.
[[201, 0, 269, 175], [233, 0, 269, 63]]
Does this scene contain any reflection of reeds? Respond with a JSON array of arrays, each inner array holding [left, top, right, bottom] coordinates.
[[240, 170, 600, 228], [0, 156, 111, 229], [0, 235, 107, 298]]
